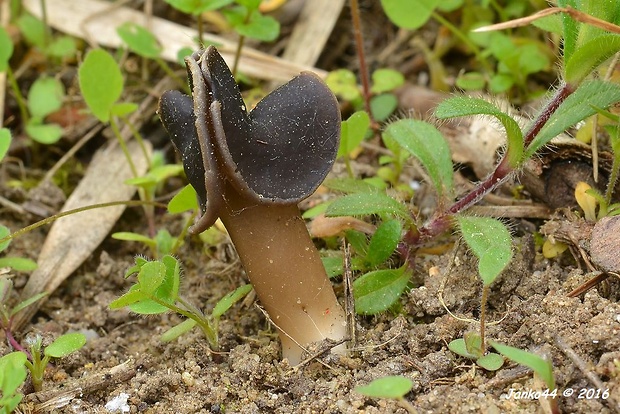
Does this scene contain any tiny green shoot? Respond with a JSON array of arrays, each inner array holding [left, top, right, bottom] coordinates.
[[355, 376, 416, 414], [24, 333, 86, 392], [110, 255, 252, 350]]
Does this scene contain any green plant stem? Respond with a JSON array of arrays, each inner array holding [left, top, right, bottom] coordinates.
[[6, 67, 29, 126], [154, 58, 190, 94], [0, 200, 166, 246], [39, 0, 51, 49], [479, 285, 489, 352], [349, 0, 373, 124], [196, 14, 204, 45], [231, 34, 246, 79], [150, 294, 218, 350], [170, 211, 197, 255], [431, 12, 492, 73], [120, 116, 151, 167], [110, 117, 138, 178], [397, 398, 417, 414]]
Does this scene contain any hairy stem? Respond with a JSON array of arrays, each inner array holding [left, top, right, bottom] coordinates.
[[404, 82, 576, 252]]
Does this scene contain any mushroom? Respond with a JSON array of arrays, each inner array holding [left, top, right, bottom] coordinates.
[[158, 46, 346, 364]]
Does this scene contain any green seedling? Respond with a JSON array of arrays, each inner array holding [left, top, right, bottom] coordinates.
[[116, 22, 189, 93], [490, 341, 559, 413], [164, 0, 279, 76], [79, 48, 157, 230], [355, 376, 416, 414], [24, 333, 86, 392], [326, 67, 405, 124], [0, 27, 66, 144], [0, 352, 28, 413], [448, 332, 504, 371], [446, 216, 511, 371], [109, 255, 252, 350], [0, 277, 46, 353], [112, 229, 179, 258], [16, 12, 77, 59]]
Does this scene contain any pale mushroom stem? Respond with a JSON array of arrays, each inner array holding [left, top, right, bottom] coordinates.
[[218, 182, 347, 364]]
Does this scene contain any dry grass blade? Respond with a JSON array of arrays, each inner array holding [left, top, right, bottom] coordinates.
[[12, 139, 151, 331], [22, 0, 328, 81], [473, 6, 620, 35]]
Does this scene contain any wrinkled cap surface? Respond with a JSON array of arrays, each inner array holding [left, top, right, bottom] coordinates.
[[159, 46, 341, 231], [197, 46, 341, 204], [158, 90, 207, 210]]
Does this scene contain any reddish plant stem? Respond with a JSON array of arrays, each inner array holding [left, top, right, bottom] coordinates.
[[403, 82, 576, 252], [349, 0, 373, 122]]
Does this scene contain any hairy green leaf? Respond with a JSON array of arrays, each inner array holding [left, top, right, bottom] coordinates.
[[355, 376, 413, 399], [339, 111, 370, 157], [383, 119, 454, 199], [212, 284, 252, 318], [366, 219, 402, 267], [565, 34, 620, 84], [457, 216, 512, 285], [326, 192, 410, 221], [354, 267, 411, 315], [45, 333, 86, 358], [527, 81, 620, 158], [491, 341, 555, 389], [436, 97, 523, 167]]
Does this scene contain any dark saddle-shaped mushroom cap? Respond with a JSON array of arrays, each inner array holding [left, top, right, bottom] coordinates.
[[159, 46, 341, 229]]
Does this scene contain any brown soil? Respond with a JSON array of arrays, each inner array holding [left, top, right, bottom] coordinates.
[[3, 2, 620, 414]]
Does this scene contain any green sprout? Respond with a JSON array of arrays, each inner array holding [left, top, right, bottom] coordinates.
[[109, 255, 252, 350], [355, 376, 416, 414], [24, 333, 87, 392]]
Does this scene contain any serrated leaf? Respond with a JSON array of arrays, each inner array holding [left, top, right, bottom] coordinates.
[[436, 96, 523, 167], [354, 267, 411, 315], [380, 0, 439, 29], [383, 119, 454, 199], [79, 49, 123, 123], [117, 22, 163, 59], [212, 284, 252, 318], [326, 192, 409, 221], [526, 81, 620, 158], [338, 111, 370, 157], [45, 333, 86, 358], [366, 219, 402, 267], [457, 216, 512, 285], [490, 341, 555, 389], [355, 376, 413, 399]]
